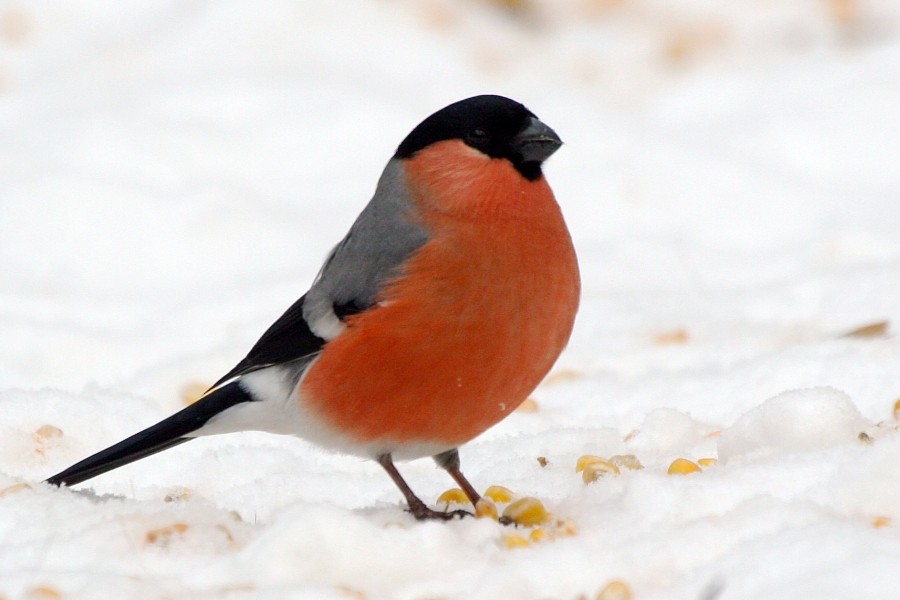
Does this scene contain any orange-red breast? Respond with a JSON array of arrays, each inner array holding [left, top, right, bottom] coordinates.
[[46, 95, 580, 520]]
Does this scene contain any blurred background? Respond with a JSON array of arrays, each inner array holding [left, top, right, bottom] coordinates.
[[2, 5, 900, 597], [1, 0, 899, 398]]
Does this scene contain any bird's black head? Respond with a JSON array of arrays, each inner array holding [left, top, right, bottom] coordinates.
[[394, 95, 562, 181]]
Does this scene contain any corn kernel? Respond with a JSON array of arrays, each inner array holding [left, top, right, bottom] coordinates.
[[609, 454, 643, 470], [697, 457, 717, 467], [163, 487, 194, 503], [576, 454, 605, 472], [0, 482, 31, 498], [843, 320, 889, 338], [335, 586, 367, 600], [490, 0, 530, 13], [484, 485, 515, 503], [475, 498, 499, 521], [180, 381, 211, 406], [516, 397, 540, 413], [596, 580, 634, 600], [34, 425, 63, 439], [556, 518, 578, 537], [873, 516, 891, 528], [25, 587, 62, 600], [436, 488, 468, 506], [503, 532, 530, 548], [529, 528, 548, 543], [145, 523, 188, 546], [893, 399, 900, 420], [502, 497, 550, 526], [32, 424, 64, 456], [654, 329, 689, 345], [544, 369, 582, 385], [582, 459, 621, 483], [825, 0, 858, 25], [667, 458, 701, 475]]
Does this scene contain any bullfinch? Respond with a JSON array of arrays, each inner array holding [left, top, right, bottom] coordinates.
[[46, 95, 580, 520]]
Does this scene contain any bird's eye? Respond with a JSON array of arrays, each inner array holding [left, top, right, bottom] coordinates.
[[466, 128, 490, 145]]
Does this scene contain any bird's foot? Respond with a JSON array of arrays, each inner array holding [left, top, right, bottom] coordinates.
[[406, 498, 473, 521]]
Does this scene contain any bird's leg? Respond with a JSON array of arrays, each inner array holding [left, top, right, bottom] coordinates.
[[435, 449, 525, 527], [377, 453, 470, 521], [433, 448, 481, 506]]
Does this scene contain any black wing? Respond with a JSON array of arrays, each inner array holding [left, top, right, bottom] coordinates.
[[209, 293, 326, 389], [208, 291, 371, 391]]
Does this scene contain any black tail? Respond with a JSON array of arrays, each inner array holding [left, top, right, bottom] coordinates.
[[46, 381, 253, 487]]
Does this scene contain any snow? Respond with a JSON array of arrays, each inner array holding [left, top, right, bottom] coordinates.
[[717, 386, 868, 462], [2, 1, 900, 598]]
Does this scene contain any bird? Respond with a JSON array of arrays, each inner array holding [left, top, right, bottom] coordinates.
[[46, 94, 580, 520]]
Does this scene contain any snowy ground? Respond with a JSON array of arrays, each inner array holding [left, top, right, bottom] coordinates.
[[2, 1, 900, 599]]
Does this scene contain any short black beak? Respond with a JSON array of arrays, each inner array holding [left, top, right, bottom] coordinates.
[[514, 117, 563, 163]]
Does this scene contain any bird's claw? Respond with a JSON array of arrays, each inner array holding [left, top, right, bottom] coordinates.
[[406, 502, 474, 521]]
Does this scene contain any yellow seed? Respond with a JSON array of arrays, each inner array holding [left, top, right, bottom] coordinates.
[[543, 369, 583, 385], [484, 485, 515, 503], [529, 528, 548, 543], [163, 487, 194, 503], [893, 399, 900, 420], [873, 516, 891, 528], [334, 586, 367, 600], [502, 497, 550, 526], [556, 518, 578, 537], [489, 0, 530, 13], [826, 0, 859, 25], [180, 381, 211, 406], [436, 488, 468, 506], [32, 424, 65, 456], [697, 457, 718, 467], [34, 425, 63, 439], [475, 498, 499, 521], [145, 523, 189, 545], [609, 454, 643, 470], [582, 460, 621, 484], [0, 482, 31, 498], [576, 454, 605, 472], [596, 580, 634, 600], [25, 587, 62, 600], [516, 397, 540, 413], [842, 320, 889, 338], [503, 532, 530, 548], [654, 328, 689, 345], [667, 458, 701, 475]]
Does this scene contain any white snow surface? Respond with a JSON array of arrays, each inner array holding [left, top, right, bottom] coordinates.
[[2, 1, 900, 599]]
